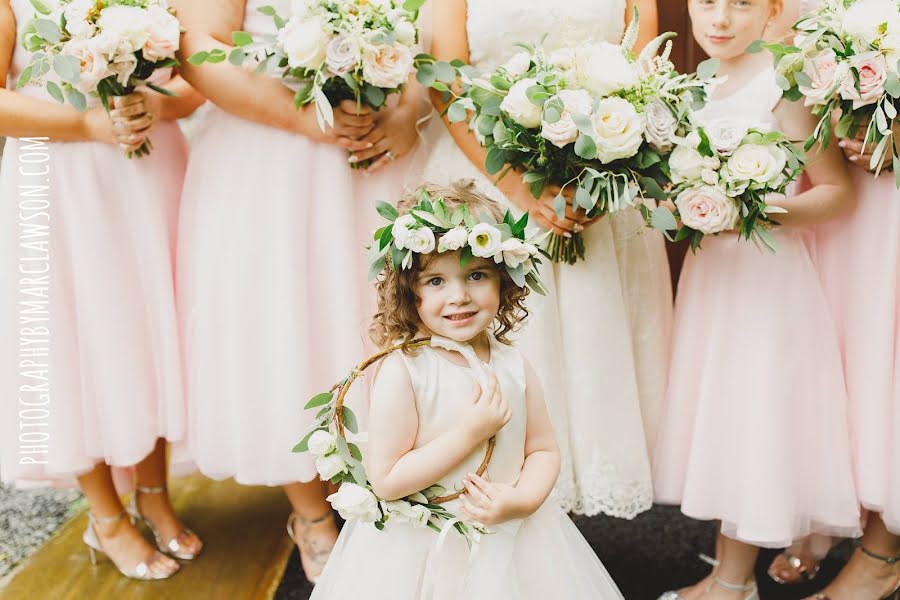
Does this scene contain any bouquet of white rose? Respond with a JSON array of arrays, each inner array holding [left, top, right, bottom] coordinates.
[[190, 0, 423, 168], [661, 120, 806, 252], [761, 0, 900, 182], [417, 10, 716, 263], [17, 0, 182, 157]]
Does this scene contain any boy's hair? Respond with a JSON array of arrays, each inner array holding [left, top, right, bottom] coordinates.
[[369, 180, 529, 349]]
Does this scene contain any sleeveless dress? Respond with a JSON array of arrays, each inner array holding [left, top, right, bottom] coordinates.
[[651, 68, 861, 547], [410, 0, 672, 520], [0, 0, 188, 485], [311, 335, 624, 599], [177, 0, 412, 485]]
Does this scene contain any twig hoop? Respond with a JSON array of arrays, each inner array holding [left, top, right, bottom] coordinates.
[[332, 337, 495, 504]]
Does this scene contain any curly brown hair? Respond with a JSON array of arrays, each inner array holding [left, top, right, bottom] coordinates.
[[369, 180, 530, 350]]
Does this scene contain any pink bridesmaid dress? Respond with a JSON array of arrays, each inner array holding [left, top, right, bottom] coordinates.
[[652, 67, 861, 547], [0, 0, 188, 486], [177, 0, 411, 486]]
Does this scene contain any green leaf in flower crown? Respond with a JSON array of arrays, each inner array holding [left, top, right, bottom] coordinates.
[[335, 434, 359, 466], [376, 200, 399, 221], [507, 264, 526, 287], [412, 209, 452, 229], [305, 392, 334, 410], [512, 212, 529, 237], [350, 464, 367, 487], [379, 226, 394, 251], [696, 57, 720, 80], [459, 245, 474, 268], [341, 405, 359, 434], [407, 492, 429, 504], [348, 443, 363, 462], [368, 256, 385, 281], [650, 206, 677, 231]]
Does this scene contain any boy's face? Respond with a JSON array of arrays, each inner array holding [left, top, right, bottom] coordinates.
[[414, 251, 501, 343]]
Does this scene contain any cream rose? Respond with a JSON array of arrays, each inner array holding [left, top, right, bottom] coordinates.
[[669, 144, 706, 184], [327, 483, 381, 523], [840, 52, 888, 109], [391, 214, 417, 249], [501, 238, 537, 269], [500, 78, 543, 128], [279, 16, 330, 70], [63, 0, 96, 37], [142, 5, 180, 62], [704, 119, 748, 156], [325, 34, 360, 76], [541, 89, 593, 148], [362, 43, 413, 89], [675, 186, 740, 235], [62, 39, 111, 93], [393, 19, 417, 47], [591, 96, 645, 163], [405, 227, 436, 254], [97, 5, 151, 53], [315, 453, 348, 480], [468, 223, 503, 260], [644, 100, 678, 152], [574, 41, 639, 96], [307, 430, 337, 457], [722, 144, 788, 194], [438, 226, 469, 252], [502, 51, 532, 78]]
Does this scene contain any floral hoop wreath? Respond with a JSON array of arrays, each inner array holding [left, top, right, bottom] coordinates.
[[366, 187, 549, 296], [294, 337, 494, 542]]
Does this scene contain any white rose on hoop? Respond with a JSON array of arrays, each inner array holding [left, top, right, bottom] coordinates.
[[307, 430, 337, 456], [279, 16, 330, 70], [675, 185, 740, 235], [591, 96, 646, 163], [574, 42, 639, 96], [541, 89, 593, 148], [316, 453, 348, 480], [500, 78, 543, 128], [325, 34, 360, 76], [328, 483, 381, 524], [468, 223, 503, 260], [362, 43, 414, 89]]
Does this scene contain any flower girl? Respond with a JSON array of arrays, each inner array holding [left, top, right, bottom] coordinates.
[[309, 180, 623, 599], [653, 0, 861, 598]]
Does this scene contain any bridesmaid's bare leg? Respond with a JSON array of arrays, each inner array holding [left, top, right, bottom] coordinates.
[[284, 480, 338, 583]]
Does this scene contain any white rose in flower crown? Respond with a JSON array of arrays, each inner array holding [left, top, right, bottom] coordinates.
[[63, 0, 96, 37], [307, 430, 337, 457], [468, 223, 503, 260], [502, 51, 532, 78], [406, 227, 437, 254], [362, 43, 414, 89], [541, 89, 593, 148], [142, 5, 181, 62], [591, 96, 645, 163], [675, 186, 739, 235], [315, 453, 348, 480], [840, 52, 888, 109], [644, 100, 678, 152], [798, 49, 847, 106], [392, 214, 417, 249], [325, 34, 360, 76], [841, 0, 900, 42], [97, 6, 151, 53], [574, 42, 639, 96], [62, 39, 111, 93], [438, 226, 469, 252], [279, 16, 330, 70], [500, 78, 543, 128], [722, 143, 788, 194], [704, 119, 748, 156], [669, 143, 707, 184], [328, 483, 381, 523], [393, 19, 417, 46], [501, 238, 537, 269]]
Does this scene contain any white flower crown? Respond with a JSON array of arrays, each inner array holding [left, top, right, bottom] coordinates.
[[367, 189, 549, 295]]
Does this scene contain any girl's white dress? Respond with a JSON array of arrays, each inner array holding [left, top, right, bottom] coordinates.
[[410, 0, 672, 519], [310, 335, 624, 599]]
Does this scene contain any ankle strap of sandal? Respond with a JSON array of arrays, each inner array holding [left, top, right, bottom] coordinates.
[[135, 484, 167, 494], [713, 576, 756, 592], [296, 509, 334, 526], [857, 541, 900, 565], [88, 510, 127, 525]]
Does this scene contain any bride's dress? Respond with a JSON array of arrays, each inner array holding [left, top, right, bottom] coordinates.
[[410, 0, 673, 518]]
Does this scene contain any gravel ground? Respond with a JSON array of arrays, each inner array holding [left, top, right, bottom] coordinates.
[[0, 483, 83, 580]]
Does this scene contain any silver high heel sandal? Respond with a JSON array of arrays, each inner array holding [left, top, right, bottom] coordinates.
[[812, 542, 900, 600], [128, 484, 203, 560], [659, 554, 721, 599], [83, 510, 179, 580], [704, 576, 759, 600]]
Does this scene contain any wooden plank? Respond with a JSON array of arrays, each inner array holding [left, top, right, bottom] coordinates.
[[0, 476, 294, 599]]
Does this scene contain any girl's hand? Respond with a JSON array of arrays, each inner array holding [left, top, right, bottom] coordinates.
[[296, 99, 377, 152], [459, 473, 526, 525], [458, 374, 511, 445], [109, 93, 159, 153], [349, 101, 420, 173]]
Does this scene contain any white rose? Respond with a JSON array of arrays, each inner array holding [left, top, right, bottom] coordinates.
[[325, 34, 360, 76], [89, 30, 121, 56], [315, 453, 348, 480], [702, 119, 748, 157], [438, 226, 469, 252], [501, 237, 537, 269], [500, 78, 543, 128], [722, 143, 788, 194], [574, 41, 639, 96], [383, 500, 414, 523], [392, 214, 416, 249], [541, 88, 593, 148], [142, 5, 180, 62], [405, 227, 436, 254], [97, 5, 151, 53], [591, 96, 645, 163], [362, 43, 413, 89], [62, 38, 110, 93], [407, 504, 431, 528], [701, 169, 719, 185], [327, 483, 381, 523], [393, 19, 417, 46], [548, 47, 576, 70], [468, 223, 503, 260], [278, 16, 330, 70], [307, 430, 337, 456], [675, 186, 740, 235], [109, 50, 138, 86], [669, 143, 707, 184], [63, 0, 96, 37], [502, 51, 532, 78], [644, 100, 678, 152], [842, 0, 900, 42]]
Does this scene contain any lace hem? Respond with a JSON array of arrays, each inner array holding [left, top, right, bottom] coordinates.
[[551, 454, 654, 520]]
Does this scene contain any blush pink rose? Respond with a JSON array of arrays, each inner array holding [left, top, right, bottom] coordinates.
[[840, 52, 888, 108], [675, 185, 740, 235]]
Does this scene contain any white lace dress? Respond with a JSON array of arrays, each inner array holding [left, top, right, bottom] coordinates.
[[409, 0, 672, 518]]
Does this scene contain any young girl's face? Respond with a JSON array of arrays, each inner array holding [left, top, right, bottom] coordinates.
[[414, 252, 501, 343], [690, 0, 777, 60]]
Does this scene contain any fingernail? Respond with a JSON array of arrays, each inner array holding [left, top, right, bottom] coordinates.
[[348, 155, 358, 163], [574, 224, 584, 232], [563, 232, 572, 238], [850, 156, 857, 161], [366, 142, 374, 149], [839, 141, 846, 147]]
